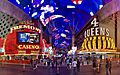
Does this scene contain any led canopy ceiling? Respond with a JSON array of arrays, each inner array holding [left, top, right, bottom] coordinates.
[[8, 0, 111, 49]]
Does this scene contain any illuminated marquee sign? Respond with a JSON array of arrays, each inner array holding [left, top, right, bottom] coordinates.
[[84, 17, 109, 38], [82, 36, 115, 50], [11, 25, 41, 33], [82, 17, 116, 52], [11, 20, 41, 33], [18, 45, 40, 50]]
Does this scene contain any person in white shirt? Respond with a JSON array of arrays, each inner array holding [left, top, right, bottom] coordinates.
[[72, 59, 77, 72]]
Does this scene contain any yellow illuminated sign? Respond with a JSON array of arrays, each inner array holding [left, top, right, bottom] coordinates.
[[111, 39, 115, 49], [81, 36, 116, 52], [88, 37, 92, 49], [82, 41, 85, 50], [84, 38, 88, 49], [92, 36, 96, 49], [98, 36, 101, 49], [106, 37, 110, 48]]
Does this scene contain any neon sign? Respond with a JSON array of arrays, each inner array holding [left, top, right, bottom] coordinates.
[[84, 17, 109, 38], [11, 25, 41, 33], [18, 45, 40, 50]]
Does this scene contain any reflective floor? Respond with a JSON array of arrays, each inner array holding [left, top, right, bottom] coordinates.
[[0, 62, 120, 75]]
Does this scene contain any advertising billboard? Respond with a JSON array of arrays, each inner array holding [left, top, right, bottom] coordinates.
[[17, 32, 40, 44]]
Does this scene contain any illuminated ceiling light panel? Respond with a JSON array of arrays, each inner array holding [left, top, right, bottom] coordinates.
[[72, 0, 82, 5], [99, 5, 103, 9], [32, 12, 38, 17], [60, 44, 65, 46], [42, 15, 65, 26], [33, 5, 36, 8], [64, 19, 70, 22], [31, 0, 33, 3], [27, 5, 29, 7], [90, 12, 94, 16], [65, 30, 70, 33], [37, 4, 40, 7], [40, 5, 55, 13], [49, 46, 52, 50], [63, 41, 67, 44], [40, 0, 44, 4], [24, 7, 26, 9], [67, 5, 75, 8], [16, 0, 20, 4], [61, 33, 66, 37], [56, 7, 58, 9], [72, 46, 77, 50]]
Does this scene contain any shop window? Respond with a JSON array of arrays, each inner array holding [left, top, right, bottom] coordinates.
[[3, 28, 5, 30], [2, 14, 4, 17], [2, 21, 4, 23], [12, 19, 15, 21], [1, 32, 3, 35], [6, 26, 8, 28], [3, 17, 6, 19], [3, 35, 5, 38], [1, 26, 3, 28], [6, 18, 8, 21], [8, 29, 10, 32], [10, 24, 13, 26], [4, 23, 6, 26], [4, 31, 6, 33], [8, 21, 10, 24]]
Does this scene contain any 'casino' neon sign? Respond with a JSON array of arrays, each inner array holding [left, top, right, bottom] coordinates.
[[18, 45, 40, 50]]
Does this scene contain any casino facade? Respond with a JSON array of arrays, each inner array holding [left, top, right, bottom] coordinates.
[[0, 20, 55, 61]]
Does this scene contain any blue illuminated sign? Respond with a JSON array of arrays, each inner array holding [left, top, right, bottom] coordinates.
[[17, 32, 40, 44]]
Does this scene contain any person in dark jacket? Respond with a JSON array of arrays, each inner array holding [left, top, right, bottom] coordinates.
[[109, 58, 112, 74], [77, 58, 80, 71], [93, 57, 96, 70], [106, 58, 109, 75]]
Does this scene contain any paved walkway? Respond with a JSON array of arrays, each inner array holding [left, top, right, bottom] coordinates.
[[0, 62, 120, 75]]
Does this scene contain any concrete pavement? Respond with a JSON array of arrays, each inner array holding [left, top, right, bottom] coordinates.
[[0, 63, 120, 75]]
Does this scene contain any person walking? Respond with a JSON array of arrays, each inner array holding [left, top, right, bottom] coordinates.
[[92, 57, 97, 71], [30, 58, 33, 67], [77, 58, 80, 71], [106, 58, 109, 75], [97, 58, 100, 73], [72, 59, 77, 72], [109, 58, 112, 75], [66, 58, 70, 69]]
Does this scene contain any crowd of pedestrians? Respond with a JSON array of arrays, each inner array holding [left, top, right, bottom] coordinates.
[[28, 55, 116, 75]]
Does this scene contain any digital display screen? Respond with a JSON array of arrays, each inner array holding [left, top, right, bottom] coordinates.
[[17, 32, 40, 44]]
